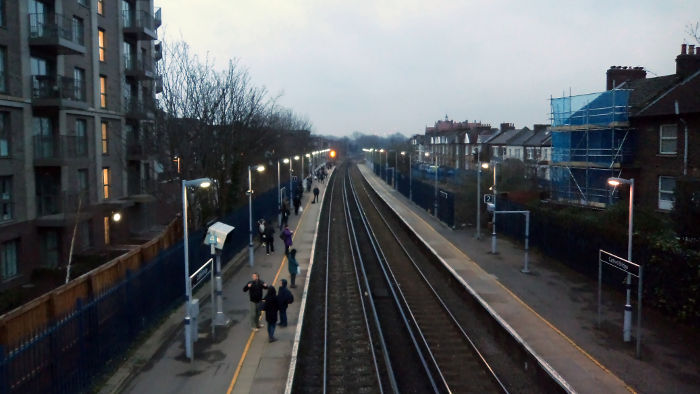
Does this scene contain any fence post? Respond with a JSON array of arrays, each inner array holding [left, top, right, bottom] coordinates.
[[76, 298, 87, 390], [0, 345, 7, 394]]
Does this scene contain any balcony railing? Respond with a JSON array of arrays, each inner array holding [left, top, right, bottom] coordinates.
[[28, 13, 85, 54], [124, 57, 155, 79], [34, 135, 89, 161], [32, 75, 87, 103], [37, 191, 83, 217], [154, 41, 163, 61], [124, 97, 156, 119], [123, 10, 158, 40]]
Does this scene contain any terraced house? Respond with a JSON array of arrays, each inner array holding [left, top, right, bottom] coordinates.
[[0, 0, 162, 289]]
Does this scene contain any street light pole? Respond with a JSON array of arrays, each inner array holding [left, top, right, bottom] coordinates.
[[181, 177, 212, 362], [434, 154, 438, 217], [491, 161, 498, 254], [476, 149, 487, 240], [247, 166, 254, 267], [608, 176, 635, 342], [394, 151, 398, 189], [277, 160, 281, 228]]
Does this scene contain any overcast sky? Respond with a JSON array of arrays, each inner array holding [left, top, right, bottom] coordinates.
[[154, 0, 699, 137]]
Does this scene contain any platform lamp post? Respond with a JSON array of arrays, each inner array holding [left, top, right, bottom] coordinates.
[[181, 177, 213, 362], [476, 154, 488, 240], [284, 158, 292, 201], [393, 150, 398, 189], [491, 160, 498, 254], [277, 159, 282, 228], [425, 152, 439, 217], [306, 153, 311, 178], [379, 149, 385, 181], [608, 176, 635, 343], [247, 164, 265, 267], [401, 151, 412, 201], [294, 155, 301, 193]]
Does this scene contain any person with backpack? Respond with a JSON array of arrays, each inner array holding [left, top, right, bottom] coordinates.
[[312, 186, 320, 203], [287, 248, 299, 288], [277, 279, 294, 327], [281, 224, 293, 254], [261, 286, 279, 342], [264, 219, 276, 255]]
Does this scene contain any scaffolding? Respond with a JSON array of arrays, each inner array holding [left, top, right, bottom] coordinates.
[[550, 89, 633, 206]]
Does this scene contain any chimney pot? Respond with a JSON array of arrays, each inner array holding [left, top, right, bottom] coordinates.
[[689, 45, 696, 56], [682, 43, 687, 55]]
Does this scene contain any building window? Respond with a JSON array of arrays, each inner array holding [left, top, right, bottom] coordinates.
[[101, 121, 108, 154], [40, 230, 58, 268], [100, 75, 107, 108], [0, 46, 6, 93], [33, 116, 54, 159], [72, 16, 84, 44], [658, 176, 676, 211], [77, 168, 88, 196], [97, 0, 104, 15], [0, 0, 5, 27], [75, 119, 87, 156], [659, 124, 677, 155], [122, 0, 131, 27], [123, 41, 133, 70], [98, 29, 105, 61], [0, 112, 8, 157], [73, 67, 85, 100], [0, 239, 18, 280], [0, 176, 11, 221], [102, 167, 111, 199]]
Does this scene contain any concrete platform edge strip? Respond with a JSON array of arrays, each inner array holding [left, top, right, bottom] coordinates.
[[284, 168, 334, 394], [358, 165, 575, 394]]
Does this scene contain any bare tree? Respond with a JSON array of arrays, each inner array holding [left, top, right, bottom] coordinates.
[[687, 22, 700, 45]]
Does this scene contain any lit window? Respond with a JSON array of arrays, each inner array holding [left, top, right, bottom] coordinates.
[[0, 238, 18, 279], [101, 121, 108, 154], [98, 29, 105, 61], [102, 167, 111, 199], [0, 112, 8, 157], [97, 0, 104, 15], [0, 176, 11, 221], [658, 176, 676, 211], [100, 75, 107, 108], [659, 124, 677, 155]]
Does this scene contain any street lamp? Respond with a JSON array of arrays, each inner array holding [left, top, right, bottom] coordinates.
[[476, 154, 488, 240], [379, 149, 385, 181], [608, 176, 635, 342], [425, 152, 438, 217], [491, 160, 498, 254], [181, 177, 213, 361], [247, 165, 265, 267], [401, 151, 412, 201], [277, 159, 282, 227], [294, 155, 301, 193], [283, 158, 292, 202], [305, 153, 311, 178]]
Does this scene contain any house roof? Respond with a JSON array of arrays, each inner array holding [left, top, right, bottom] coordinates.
[[508, 127, 535, 146], [633, 69, 700, 117], [624, 74, 680, 113], [487, 128, 527, 145], [523, 129, 552, 146]]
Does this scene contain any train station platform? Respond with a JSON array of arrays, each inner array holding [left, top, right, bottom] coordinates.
[[100, 169, 333, 394], [358, 164, 700, 394]]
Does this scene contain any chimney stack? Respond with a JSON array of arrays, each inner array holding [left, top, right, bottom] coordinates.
[[606, 65, 646, 90], [676, 43, 700, 78]]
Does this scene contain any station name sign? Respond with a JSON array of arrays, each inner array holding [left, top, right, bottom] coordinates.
[[599, 250, 639, 278]]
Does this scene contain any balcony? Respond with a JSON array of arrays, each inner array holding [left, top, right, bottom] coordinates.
[[125, 58, 155, 80], [34, 135, 89, 166], [28, 13, 86, 55], [123, 10, 158, 41], [154, 41, 163, 61], [154, 75, 163, 93], [124, 98, 156, 120], [36, 191, 90, 226], [32, 75, 88, 110]]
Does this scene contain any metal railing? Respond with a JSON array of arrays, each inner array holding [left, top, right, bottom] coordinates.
[[124, 57, 154, 76], [122, 10, 156, 31], [32, 75, 87, 102], [36, 191, 84, 217], [124, 97, 156, 116], [28, 13, 84, 45], [33, 135, 89, 160]]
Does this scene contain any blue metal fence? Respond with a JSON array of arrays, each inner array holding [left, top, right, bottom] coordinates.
[[0, 186, 286, 393]]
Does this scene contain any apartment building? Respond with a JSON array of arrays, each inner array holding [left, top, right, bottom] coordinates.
[[0, 0, 162, 289]]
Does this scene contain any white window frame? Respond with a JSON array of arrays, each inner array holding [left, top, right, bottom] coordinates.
[[658, 176, 676, 211], [659, 124, 678, 155]]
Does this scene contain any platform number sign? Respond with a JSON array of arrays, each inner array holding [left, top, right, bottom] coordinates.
[[483, 194, 494, 204]]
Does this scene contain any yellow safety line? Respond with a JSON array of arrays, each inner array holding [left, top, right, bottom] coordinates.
[[226, 197, 312, 394], [377, 174, 636, 394]]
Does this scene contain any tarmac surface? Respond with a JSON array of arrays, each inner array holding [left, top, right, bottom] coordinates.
[[100, 162, 699, 394]]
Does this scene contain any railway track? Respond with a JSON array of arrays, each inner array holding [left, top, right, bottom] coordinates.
[[294, 162, 540, 393]]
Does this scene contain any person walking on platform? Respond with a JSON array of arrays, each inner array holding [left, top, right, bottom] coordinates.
[[281, 224, 294, 254], [312, 186, 320, 203], [293, 194, 301, 215], [243, 273, 268, 330], [258, 219, 266, 246], [264, 220, 276, 255], [281, 200, 290, 229], [262, 286, 279, 342], [287, 248, 299, 288], [277, 279, 294, 326]]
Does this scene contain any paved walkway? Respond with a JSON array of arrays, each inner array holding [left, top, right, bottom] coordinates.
[[100, 169, 332, 394], [359, 164, 700, 394]]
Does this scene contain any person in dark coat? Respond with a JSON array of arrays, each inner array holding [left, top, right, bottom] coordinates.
[[264, 221, 275, 255], [282, 224, 294, 254], [280, 201, 290, 228], [243, 273, 268, 330], [287, 248, 299, 288], [277, 279, 294, 327], [262, 286, 279, 342], [312, 186, 320, 203], [257, 219, 266, 246], [293, 194, 301, 215]]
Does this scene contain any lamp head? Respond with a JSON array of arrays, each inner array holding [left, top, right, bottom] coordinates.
[[401, 151, 406, 155], [379, 149, 385, 153], [283, 158, 290, 164], [424, 152, 430, 157], [112, 212, 122, 222], [294, 155, 300, 160], [183, 177, 213, 188], [607, 177, 631, 187], [305, 153, 310, 157], [256, 165, 265, 172], [481, 162, 489, 169]]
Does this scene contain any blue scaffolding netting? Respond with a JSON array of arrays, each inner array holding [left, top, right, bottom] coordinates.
[[551, 89, 631, 127]]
